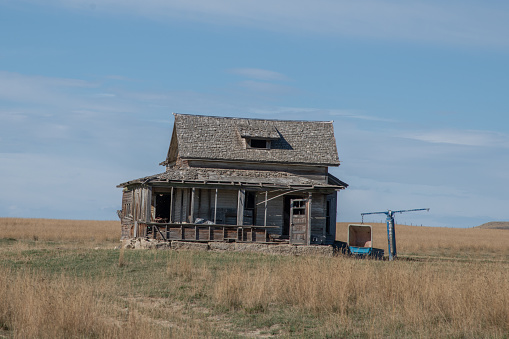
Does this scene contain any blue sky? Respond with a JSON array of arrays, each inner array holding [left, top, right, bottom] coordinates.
[[1, 0, 509, 227]]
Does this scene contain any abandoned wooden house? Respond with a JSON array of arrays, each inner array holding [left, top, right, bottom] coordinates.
[[117, 113, 348, 245]]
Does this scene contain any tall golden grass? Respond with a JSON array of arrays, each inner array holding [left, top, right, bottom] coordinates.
[[0, 217, 119, 243], [212, 256, 509, 337], [0, 218, 508, 337], [0, 264, 199, 339], [337, 222, 509, 258]]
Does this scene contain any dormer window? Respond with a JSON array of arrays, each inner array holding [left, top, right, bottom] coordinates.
[[249, 138, 270, 149], [237, 124, 279, 150]]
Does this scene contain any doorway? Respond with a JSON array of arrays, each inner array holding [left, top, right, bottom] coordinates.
[[283, 195, 303, 237], [155, 193, 172, 221], [289, 198, 308, 245]]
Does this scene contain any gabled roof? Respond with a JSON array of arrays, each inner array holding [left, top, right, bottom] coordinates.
[[164, 114, 341, 166]]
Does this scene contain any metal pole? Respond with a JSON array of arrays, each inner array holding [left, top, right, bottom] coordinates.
[[391, 212, 397, 259], [386, 212, 393, 261]]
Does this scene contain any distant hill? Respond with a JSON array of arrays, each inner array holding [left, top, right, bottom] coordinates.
[[476, 222, 509, 230]]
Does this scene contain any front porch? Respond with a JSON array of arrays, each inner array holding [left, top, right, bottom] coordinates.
[[132, 222, 279, 243]]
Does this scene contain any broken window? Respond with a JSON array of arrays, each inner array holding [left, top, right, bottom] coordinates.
[[292, 200, 306, 215], [249, 138, 270, 149]]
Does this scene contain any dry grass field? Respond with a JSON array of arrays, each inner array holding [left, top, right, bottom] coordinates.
[[0, 218, 508, 338], [336, 222, 509, 261]]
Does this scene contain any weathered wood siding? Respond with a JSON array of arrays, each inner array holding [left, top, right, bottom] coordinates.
[[120, 189, 134, 239], [132, 187, 151, 223], [326, 192, 337, 244], [187, 160, 328, 182], [214, 189, 238, 225], [310, 193, 326, 244], [193, 188, 212, 221], [255, 191, 284, 233], [172, 188, 190, 223]]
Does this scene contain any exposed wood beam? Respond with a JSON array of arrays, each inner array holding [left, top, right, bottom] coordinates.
[[237, 189, 245, 226]]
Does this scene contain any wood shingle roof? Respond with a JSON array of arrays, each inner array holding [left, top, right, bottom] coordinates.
[[167, 114, 341, 166], [117, 167, 347, 189]]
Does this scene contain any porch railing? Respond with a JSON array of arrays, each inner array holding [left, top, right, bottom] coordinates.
[[138, 222, 279, 243]]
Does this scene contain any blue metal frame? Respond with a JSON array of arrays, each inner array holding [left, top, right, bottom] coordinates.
[[361, 208, 429, 261]]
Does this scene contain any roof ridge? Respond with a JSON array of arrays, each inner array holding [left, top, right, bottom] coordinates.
[[172, 112, 333, 123]]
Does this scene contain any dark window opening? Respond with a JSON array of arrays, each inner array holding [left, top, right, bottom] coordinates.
[[155, 193, 172, 221], [250, 139, 268, 149], [245, 191, 256, 210], [292, 200, 306, 215], [326, 200, 331, 234], [244, 191, 256, 226]]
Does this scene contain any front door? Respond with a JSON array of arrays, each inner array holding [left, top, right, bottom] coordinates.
[[289, 199, 308, 245]]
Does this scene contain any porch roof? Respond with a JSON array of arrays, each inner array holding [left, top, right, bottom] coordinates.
[[118, 167, 348, 189]]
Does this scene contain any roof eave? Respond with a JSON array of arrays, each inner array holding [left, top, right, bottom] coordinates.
[[180, 157, 340, 167]]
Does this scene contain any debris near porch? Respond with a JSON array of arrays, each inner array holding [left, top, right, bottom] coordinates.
[[121, 238, 338, 257]]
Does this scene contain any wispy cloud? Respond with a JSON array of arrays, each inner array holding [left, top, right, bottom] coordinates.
[[400, 129, 509, 148], [0, 71, 97, 106], [229, 68, 290, 81], [328, 109, 396, 122], [237, 80, 295, 94], [246, 106, 394, 122], [24, 0, 509, 48]]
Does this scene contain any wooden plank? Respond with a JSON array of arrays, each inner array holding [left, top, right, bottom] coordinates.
[[190, 187, 195, 223], [169, 187, 174, 223], [184, 227, 194, 240], [145, 187, 152, 223], [237, 189, 245, 226], [307, 193, 312, 245], [264, 191, 268, 227], [214, 188, 218, 224]]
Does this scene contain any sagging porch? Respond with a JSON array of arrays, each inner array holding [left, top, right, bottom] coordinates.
[[119, 181, 338, 245]]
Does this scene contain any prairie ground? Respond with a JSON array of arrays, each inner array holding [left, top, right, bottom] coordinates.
[[0, 218, 508, 338]]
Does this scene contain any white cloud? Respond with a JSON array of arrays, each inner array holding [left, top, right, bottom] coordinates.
[[400, 129, 509, 148], [229, 68, 290, 81], [328, 109, 396, 122], [238, 80, 295, 94], [0, 71, 97, 106], [24, 0, 509, 47]]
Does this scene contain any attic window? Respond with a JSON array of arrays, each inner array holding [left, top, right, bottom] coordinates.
[[249, 138, 270, 149]]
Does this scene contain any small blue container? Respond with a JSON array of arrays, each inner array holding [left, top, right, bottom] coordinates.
[[349, 246, 373, 255]]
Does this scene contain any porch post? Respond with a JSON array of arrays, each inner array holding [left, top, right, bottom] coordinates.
[[237, 188, 245, 226], [307, 192, 312, 245], [134, 221, 138, 238], [190, 187, 195, 223], [169, 186, 174, 223], [264, 191, 268, 227], [214, 188, 218, 224], [145, 187, 152, 223]]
